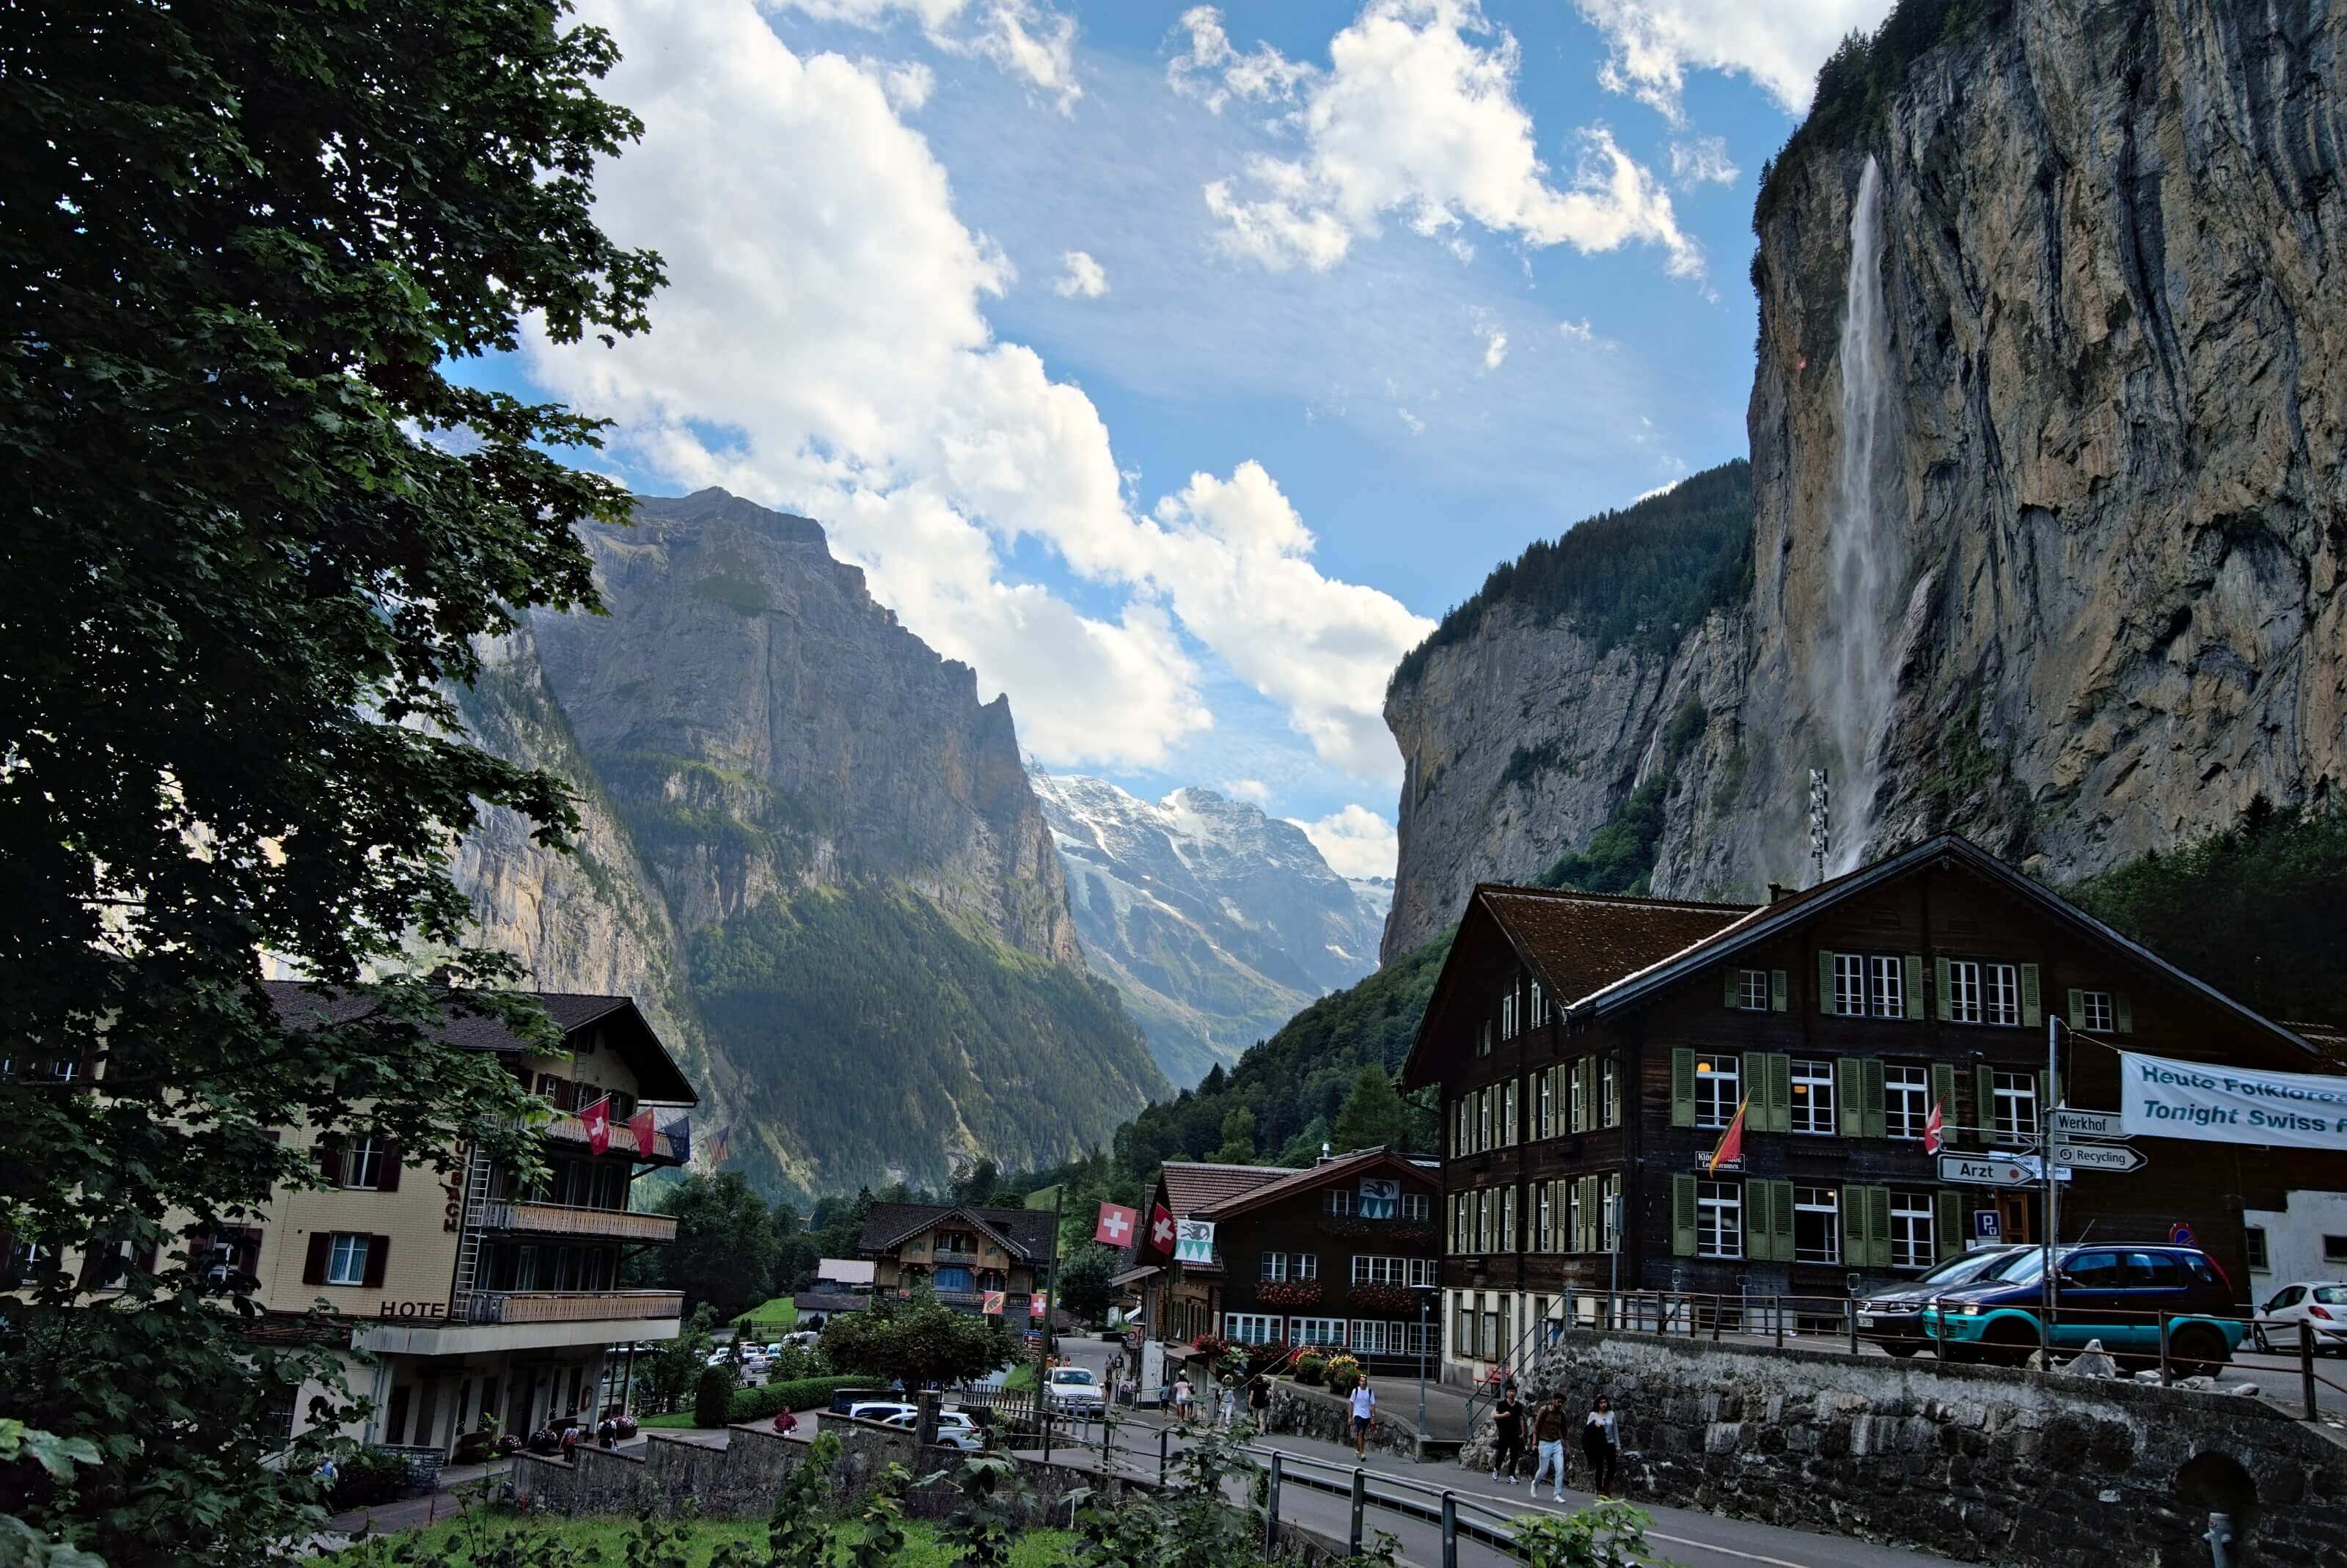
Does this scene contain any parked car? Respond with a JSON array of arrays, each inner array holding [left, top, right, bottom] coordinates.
[[879, 1410, 980, 1440], [1856, 1247, 2033, 1356], [2253, 1283, 2347, 1354], [1919, 1244, 2244, 1373], [846, 1400, 920, 1424], [1045, 1366, 1104, 1413]]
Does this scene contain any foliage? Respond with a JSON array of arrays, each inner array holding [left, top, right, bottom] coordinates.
[[1256, 1281, 1323, 1308], [1329, 1066, 1413, 1154], [637, 1307, 721, 1416], [820, 1292, 1017, 1390], [1390, 461, 1753, 690], [1511, 1501, 1682, 1568], [1055, 1244, 1120, 1323], [328, 1447, 422, 1512], [1322, 1354, 1362, 1396], [928, 1454, 1030, 1568], [0, 1423, 106, 1568], [1538, 777, 1673, 895], [2065, 798, 2347, 1027], [719, 1376, 868, 1428], [1345, 1283, 1420, 1316], [763, 1430, 841, 1565], [1295, 1352, 1328, 1387], [695, 1366, 739, 1429], [648, 1172, 786, 1319], [323, 1512, 1075, 1567], [0, 0, 664, 1557], [1210, 1106, 1258, 1164], [842, 1464, 912, 1568]]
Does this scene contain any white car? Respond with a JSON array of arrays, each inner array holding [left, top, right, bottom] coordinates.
[[846, 1400, 920, 1424], [2255, 1283, 2347, 1352], [879, 1410, 982, 1448], [1045, 1367, 1104, 1412]]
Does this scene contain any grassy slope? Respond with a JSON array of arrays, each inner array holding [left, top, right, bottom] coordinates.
[[326, 1517, 1072, 1566]]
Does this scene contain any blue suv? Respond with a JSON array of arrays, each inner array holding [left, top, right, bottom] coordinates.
[[1917, 1244, 2244, 1373]]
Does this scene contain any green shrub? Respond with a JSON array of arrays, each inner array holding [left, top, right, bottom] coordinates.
[[1295, 1352, 1328, 1387], [1324, 1354, 1361, 1396], [728, 1374, 869, 1425], [694, 1366, 734, 1429], [326, 1447, 413, 1509]]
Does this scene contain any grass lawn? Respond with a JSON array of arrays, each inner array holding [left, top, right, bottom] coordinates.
[[328, 1515, 1071, 1565], [1003, 1363, 1037, 1391], [733, 1297, 799, 1330]]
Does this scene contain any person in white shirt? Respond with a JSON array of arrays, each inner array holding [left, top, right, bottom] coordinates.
[[1173, 1374, 1194, 1424], [1581, 1395, 1619, 1494], [1348, 1377, 1376, 1458]]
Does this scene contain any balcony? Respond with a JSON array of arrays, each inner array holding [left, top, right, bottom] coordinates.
[[472, 1200, 678, 1245], [453, 1289, 684, 1325], [544, 1115, 679, 1162], [930, 1248, 981, 1266]]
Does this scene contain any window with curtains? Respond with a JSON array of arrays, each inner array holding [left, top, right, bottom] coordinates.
[[326, 1234, 371, 1286], [340, 1138, 384, 1190]]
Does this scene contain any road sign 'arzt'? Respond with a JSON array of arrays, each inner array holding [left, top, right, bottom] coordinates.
[[1936, 1154, 2036, 1187]]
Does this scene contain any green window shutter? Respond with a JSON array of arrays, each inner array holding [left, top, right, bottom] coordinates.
[[1903, 954, 1925, 1019], [1935, 1190, 1965, 1261], [1671, 1049, 1696, 1128], [1861, 1058, 1887, 1140], [1840, 1184, 1865, 1265], [1771, 969, 1788, 1012], [1935, 956, 1953, 1022], [1817, 950, 1837, 1014], [2067, 988, 2087, 1030], [2115, 992, 2134, 1033], [2020, 964, 2043, 1027], [1672, 1175, 1697, 1257], [1740, 1051, 1765, 1127], [1930, 1063, 1958, 1144], [1866, 1187, 1893, 1268], [1746, 1180, 1772, 1261], [1768, 1053, 1793, 1134], [1836, 1057, 1864, 1137], [1583, 1177, 1601, 1253], [1725, 968, 1741, 1008], [1584, 1058, 1600, 1132], [1770, 1180, 1795, 1262], [1974, 1066, 1996, 1137]]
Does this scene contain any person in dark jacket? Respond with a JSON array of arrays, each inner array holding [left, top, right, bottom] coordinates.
[[1489, 1390, 1526, 1483], [1581, 1396, 1619, 1494]]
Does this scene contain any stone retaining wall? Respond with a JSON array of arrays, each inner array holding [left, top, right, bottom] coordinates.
[[1498, 1330, 2347, 1566], [1260, 1380, 1418, 1460]]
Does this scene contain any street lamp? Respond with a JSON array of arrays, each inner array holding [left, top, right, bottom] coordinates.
[[1413, 1283, 1440, 1437]]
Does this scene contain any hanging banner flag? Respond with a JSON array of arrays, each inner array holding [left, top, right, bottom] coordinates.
[[706, 1124, 732, 1169], [1147, 1203, 1176, 1256], [580, 1096, 613, 1155], [1706, 1099, 1747, 1173], [1029, 1291, 1048, 1321], [1358, 1179, 1399, 1219], [1094, 1202, 1138, 1248], [627, 1107, 657, 1157], [1174, 1220, 1215, 1264], [1923, 1099, 1945, 1155], [2120, 1049, 2347, 1150], [663, 1114, 692, 1167], [982, 1291, 1006, 1316]]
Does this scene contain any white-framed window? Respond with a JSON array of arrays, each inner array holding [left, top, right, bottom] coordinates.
[[326, 1234, 371, 1286], [1451, 1099, 1466, 1157], [1946, 961, 1984, 1025], [2081, 990, 2116, 1033], [1289, 1317, 1346, 1349], [1884, 1065, 1930, 1140], [1834, 952, 1867, 1016], [1226, 1314, 1282, 1345], [1602, 1056, 1619, 1126], [1599, 1174, 1621, 1253], [1534, 1069, 1553, 1140], [1992, 1071, 2038, 1140], [1869, 955, 1905, 1019], [1567, 1182, 1583, 1253], [1984, 963, 2021, 1027], [1736, 968, 1770, 1011], [1350, 1256, 1434, 1286], [1323, 1188, 1355, 1217], [1568, 1060, 1586, 1132], [1694, 1054, 1740, 1129], [1262, 1252, 1287, 1282], [1890, 1191, 1935, 1270], [1351, 1319, 1390, 1355], [1528, 980, 1546, 1028], [1793, 1187, 1840, 1265], [1790, 1058, 1836, 1135], [1476, 1091, 1492, 1151], [1502, 1080, 1518, 1145], [1401, 1193, 1429, 1223], [340, 1137, 384, 1190], [1478, 1020, 1493, 1057], [1696, 1182, 1742, 1259], [1261, 1252, 1314, 1281], [1450, 1193, 1469, 1253], [1533, 1184, 1553, 1253]]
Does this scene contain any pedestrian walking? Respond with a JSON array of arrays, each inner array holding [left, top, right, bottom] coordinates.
[[1218, 1379, 1238, 1427], [1246, 1371, 1270, 1424], [1173, 1374, 1195, 1424], [1528, 1395, 1570, 1501], [1489, 1388, 1526, 1483], [1581, 1395, 1619, 1495], [1347, 1376, 1376, 1459]]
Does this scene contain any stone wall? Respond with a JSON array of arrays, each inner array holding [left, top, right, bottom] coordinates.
[[1261, 1380, 1418, 1462], [1501, 1330, 2347, 1566]]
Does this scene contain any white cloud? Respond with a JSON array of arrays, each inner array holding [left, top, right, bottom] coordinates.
[[1289, 805, 1400, 879], [1476, 323, 1507, 370], [1167, 6, 1314, 114], [1572, 0, 1894, 119], [1184, 1, 1701, 281], [876, 59, 936, 109], [1052, 249, 1109, 298], [527, 0, 1421, 782], [1223, 777, 1272, 804], [1397, 407, 1425, 436], [1633, 477, 1683, 502], [1557, 317, 1594, 342], [764, 0, 1082, 109], [1669, 133, 1740, 187]]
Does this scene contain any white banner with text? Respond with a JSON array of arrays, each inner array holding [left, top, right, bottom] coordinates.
[[2120, 1049, 2347, 1150]]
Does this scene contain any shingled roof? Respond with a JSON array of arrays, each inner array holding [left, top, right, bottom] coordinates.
[[1190, 1146, 1431, 1221], [1159, 1161, 1294, 1217], [1478, 885, 1753, 1005], [856, 1202, 1058, 1262]]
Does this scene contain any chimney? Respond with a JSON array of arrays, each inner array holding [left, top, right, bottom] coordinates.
[[1767, 882, 1793, 904]]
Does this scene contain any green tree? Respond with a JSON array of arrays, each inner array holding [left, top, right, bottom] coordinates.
[[1211, 1106, 1257, 1164], [769, 1201, 822, 1298], [1330, 1066, 1413, 1153], [636, 1306, 719, 1418], [0, 3, 661, 1560], [1055, 1244, 1120, 1324], [653, 1171, 783, 1319], [820, 1294, 1017, 1390]]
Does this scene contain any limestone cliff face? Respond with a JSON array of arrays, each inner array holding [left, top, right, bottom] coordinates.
[[1385, 0, 2347, 956]]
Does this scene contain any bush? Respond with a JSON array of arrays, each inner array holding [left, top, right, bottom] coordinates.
[[1324, 1354, 1361, 1396], [326, 1447, 414, 1510], [728, 1375, 869, 1425], [694, 1366, 735, 1429], [1295, 1352, 1328, 1387]]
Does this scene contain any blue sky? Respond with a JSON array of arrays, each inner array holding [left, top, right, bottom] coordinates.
[[504, 0, 1892, 878]]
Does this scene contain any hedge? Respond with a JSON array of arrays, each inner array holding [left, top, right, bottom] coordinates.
[[639, 1374, 870, 1429]]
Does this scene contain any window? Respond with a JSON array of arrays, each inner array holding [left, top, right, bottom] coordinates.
[[1883, 1066, 1930, 1140], [1500, 1187, 1516, 1253], [1289, 1317, 1346, 1349], [1322, 1188, 1355, 1217], [1479, 1296, 1501, 1360], [1450, 1193, 1468, 1252], [1476, 1091, 1492, 1151], [1991, 1071, 2038, 1141], [1602, 1057, 1619, 1127], [340, 1137, 383, 1190], [1599, 1175, 1621, 1253], [1534, 1069, 1553, 1140], [1401, 1193, 1429, 1223], [1790, 1058, 1836, 1136], [1226, 1314, 1281, 1345], [2245, 1226, 2269, 1273], [1533, 1184, 1553, 1253], [1984, 964, 2021, 1027], [326, 1234, 371, 1286], [1262, 1253, 1287, 1282], [1694, 1055, 1740, 1130], [1451, 1293, 1472, 1356], [1793, 1187, 1840, 1265], [1889, 1192, 1934, 1269], [1946, 961, 1983, 1025], [1528, 980, 1545, 1028], [1834, 953, 1867, 1016], [1868, 956, 1905, 1019], [1696, 1182, 1742, 1259], [1568, 1060, 1586, 1132], [1351, 1256, 1435, 1286], [2081, 990, 2115, 1033], [1478, 1020, 1493, 1057], [2322, 1235, 2347, 1265], [1502, 1080, 1518, 1145], [1735, 968, 1771, 1011], [1500, 984, 1520, 1040], [1565, 1182, 1583, 1256]]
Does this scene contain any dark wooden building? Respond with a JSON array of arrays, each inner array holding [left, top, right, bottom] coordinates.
[[1399, 834, 2343, 1386]]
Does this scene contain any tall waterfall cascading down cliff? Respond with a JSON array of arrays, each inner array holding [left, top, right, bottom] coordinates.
[[1816, 155, 1898, 874]]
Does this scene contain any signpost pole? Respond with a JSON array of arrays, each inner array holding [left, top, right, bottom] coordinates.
[[2041, 1017, 2059, 1372]]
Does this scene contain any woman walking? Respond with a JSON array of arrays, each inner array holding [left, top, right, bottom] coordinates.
[[1581, 1395, 1619, 1495]]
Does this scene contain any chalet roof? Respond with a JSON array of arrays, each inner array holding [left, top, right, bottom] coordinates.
[[856, 1202, 1056, 1262], [1190, 1146, 1432, 1222], [259, 980, 698, 1103], [1159, 1161, 1294, 1217]]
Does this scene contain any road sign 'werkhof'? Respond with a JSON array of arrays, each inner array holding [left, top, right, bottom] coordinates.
[[1937, 1154, 2035, 1187], [2049, 1107, 2126, 1140]]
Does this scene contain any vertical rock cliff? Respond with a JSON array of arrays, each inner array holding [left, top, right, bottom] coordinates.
[[1384, 0, 2346, 956]]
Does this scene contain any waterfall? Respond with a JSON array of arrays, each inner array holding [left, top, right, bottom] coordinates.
[[1817, 155, 1897, 874]]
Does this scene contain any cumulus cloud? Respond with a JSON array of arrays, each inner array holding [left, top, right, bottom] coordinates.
[[1557, 317, 1594, 342], [527, 0, 1422, 780], [1669, 133, 1740, 186], [1477, 323, 1507, 370], [1572, 0, 1893, 119], [1289, 805, 1401, 880], [1052, 249, 1109, 298], [1182, 1, 1701, 281], [765, 0, 1082, 109], [1223, 777, 1273, 804]]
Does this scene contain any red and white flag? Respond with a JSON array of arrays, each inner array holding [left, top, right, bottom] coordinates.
[[1030, 1291, 1048, 1321], [581, 1096, 613, 1156], [1094, 1202, 1138, 1249], [1146, 1203, 1176, 1257], [627, 1107, 657, 1157], [1706, 1099, 1747, 1174], [1924, 1099, 1945, 1154]]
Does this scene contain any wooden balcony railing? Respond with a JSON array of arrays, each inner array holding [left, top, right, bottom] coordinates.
[[543, 1117, 678, 1161], [454, 1289, 684, 1325], [472, 1201, 678, 1244]]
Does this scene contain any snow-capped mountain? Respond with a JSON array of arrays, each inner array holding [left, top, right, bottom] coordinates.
[[1029, 773, 1394, 1087]]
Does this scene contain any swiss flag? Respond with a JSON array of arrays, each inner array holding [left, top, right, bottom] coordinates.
[[1924, 1099, 1945, 1155], [1146, 1203, 1176, 1257], [581, 1096, 613, 1156], [627, 1107, 657, 1158], [1095, 1203, 1138, 1249]]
